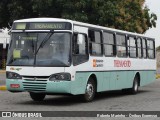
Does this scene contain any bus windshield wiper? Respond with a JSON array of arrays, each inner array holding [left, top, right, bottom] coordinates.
[[35, 30, 54, 55]]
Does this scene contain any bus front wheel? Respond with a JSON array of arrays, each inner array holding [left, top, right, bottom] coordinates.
[[29, 92, 46, 101], [82, 78, 96, 102]]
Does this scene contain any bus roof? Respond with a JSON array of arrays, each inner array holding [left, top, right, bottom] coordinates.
[[14, 18, 154, 40], [14, 18, 72, 23]]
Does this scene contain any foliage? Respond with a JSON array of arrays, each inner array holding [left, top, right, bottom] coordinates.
[[0, 0, 157, 33], [156, 46, 160, 52]]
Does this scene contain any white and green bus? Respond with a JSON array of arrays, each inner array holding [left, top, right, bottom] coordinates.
[[6, 18, 156, 102]]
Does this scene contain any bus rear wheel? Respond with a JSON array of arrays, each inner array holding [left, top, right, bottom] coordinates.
[[130, 76, 139, 94], [82, 78, 96, 102], [122, 76, 139, 94], [29, 92, 46, 101]]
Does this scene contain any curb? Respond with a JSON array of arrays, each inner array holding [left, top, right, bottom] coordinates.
[[0, 70, 6, 74], [0, 86, 7, 91], [156, 74, 160, 79]]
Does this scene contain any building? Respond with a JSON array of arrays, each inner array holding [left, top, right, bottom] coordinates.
[[0, 28, 10, 70]]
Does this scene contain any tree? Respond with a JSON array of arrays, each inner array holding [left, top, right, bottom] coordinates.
[[0, 0, 157, 33], [60, 0, 157, 33], [113, 0, 157, 33], [0, 0, 10, 28]]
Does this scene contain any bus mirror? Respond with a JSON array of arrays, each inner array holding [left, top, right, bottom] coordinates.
[[77, 34, 84, 44], [3, 41, 7, 49], [8, 31, 11, 35]]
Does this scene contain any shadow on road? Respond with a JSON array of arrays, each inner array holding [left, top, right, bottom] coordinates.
[[95, 89, 151, 101], [18, 95, 84, 106], [17, 89, 151, 106]]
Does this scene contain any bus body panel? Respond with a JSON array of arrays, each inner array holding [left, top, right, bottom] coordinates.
[[71, 72, 93, 94], [6, 70, 156, 95], [6, 79, 72, 94], [6, 79, 24, 92], [74, 25, 88, 34], [7, 66, 65, 76], [140, 70, 156, 86]]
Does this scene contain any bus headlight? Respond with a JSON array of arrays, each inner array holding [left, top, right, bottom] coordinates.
[[6, 72, 22, 79], [49, 73, 71, 81]]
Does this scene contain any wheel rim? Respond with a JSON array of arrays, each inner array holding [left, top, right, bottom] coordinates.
[[86, 83, 94, 99]]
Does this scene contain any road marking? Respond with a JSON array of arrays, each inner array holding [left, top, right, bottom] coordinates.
[[0, 86, 7, 91]]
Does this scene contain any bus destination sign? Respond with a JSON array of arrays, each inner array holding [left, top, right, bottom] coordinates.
[[30, 23, 66, 30], [13, 22, 72, 30]]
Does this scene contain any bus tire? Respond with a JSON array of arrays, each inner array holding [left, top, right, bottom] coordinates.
[[130, 76, 139, 94], [82, 77, 96, 102], [122, 76, 139, 94], [29, 92, 46, 101]]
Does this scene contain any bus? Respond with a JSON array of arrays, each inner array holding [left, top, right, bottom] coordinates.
[[6, 18, 156, 102]]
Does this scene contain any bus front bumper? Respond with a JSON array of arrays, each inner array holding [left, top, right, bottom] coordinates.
[[6, 79, 73, 94]]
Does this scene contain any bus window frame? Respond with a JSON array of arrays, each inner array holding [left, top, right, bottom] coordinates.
[[115, 32, 128, 58], [88, 29, 103, 57], [147, 39, 155, 59], [72, 32, 89, 66], [136, 37, 143, 59], [142, 38, 148, 59], [103, 30, 116, 57], [127, 35, 137, 58]]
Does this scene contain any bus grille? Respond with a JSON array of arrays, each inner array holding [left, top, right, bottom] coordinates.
[[22, 81, 47, 92], [22, 76, 49, 82]]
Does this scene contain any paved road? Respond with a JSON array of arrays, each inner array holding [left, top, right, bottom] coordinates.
[[0, 79, 160, 119], [2, 80, 160, 111]]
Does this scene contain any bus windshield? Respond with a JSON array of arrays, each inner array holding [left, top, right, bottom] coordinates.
[[7, 32, 71, 67]]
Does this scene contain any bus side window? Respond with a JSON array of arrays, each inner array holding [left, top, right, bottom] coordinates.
[[73, 33, 89, 66], [73, 33, 87, 55], [103, 32, 116, 56], [88, 30, 102, 56], [142, 38, 147, 58], [137, 38, 142, 58], [73, 34, 78, 54], [128, 37, 137, 58], [147, 40, 155, 59], [116, 34, 127, 57]]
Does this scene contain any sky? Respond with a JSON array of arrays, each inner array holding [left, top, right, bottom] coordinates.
[[145, 0, 160, 47]]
